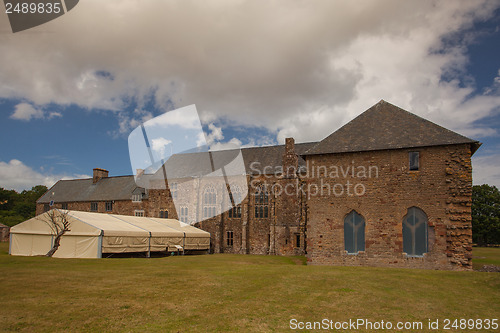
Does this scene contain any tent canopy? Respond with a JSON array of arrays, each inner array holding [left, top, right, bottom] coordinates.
[[9, 209, 210, 258]]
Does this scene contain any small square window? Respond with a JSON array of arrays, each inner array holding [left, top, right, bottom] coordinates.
[[409, 152, 419, 171], [61, 203, 68, 210], [91, 202, 98, 212], [44, 204, 50, 212], [159, 210, 168, 218], [105, 201, 113, 212]]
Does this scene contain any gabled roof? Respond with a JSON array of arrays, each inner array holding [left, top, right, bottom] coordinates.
[[37, 143, 317, 203], [159, 142, 317, 178], [37, 176, 140, 204], [303, 100, 481, 156]]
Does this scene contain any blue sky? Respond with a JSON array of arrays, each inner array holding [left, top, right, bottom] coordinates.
[[0, 1, 499, 191]]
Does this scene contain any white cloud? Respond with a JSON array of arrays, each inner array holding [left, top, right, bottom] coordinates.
[[48, 112, 62, 119], [151, 137, 172, 157], [0, 159, 82, 191], [10, 103, 44, 121], [206, 123, 224, 146], [210, 137, 242, 151], [9, 103, 65, 121], [1, 1, 498, 140], [473, 153, 500, 188], [1, 1, 500, 181]]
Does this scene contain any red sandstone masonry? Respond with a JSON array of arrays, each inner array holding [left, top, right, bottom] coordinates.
[[305, 144, 472, 271], [34, 143, 473, 270]]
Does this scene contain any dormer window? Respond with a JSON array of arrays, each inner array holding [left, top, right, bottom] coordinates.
[[409, 152, 419, 171], [132, 194, 142, 202]]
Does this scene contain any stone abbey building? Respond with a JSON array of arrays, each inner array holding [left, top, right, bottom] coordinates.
[[36, 101, 480, 270]]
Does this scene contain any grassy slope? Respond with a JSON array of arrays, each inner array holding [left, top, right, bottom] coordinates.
[[0, 243, 499, 332]]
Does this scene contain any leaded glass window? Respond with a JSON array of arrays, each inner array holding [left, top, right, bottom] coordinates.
[[254, 185, 269, 218], [403, 207, 428, 257], [180, 207, 188, 223], [203, 186, 217, 218], [344, 210, 365, 254], [228, 186, 242, 218], [227, 231, 233, 246]]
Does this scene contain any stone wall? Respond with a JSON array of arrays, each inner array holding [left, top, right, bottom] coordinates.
[[304, 144, 473, 270], [33, 141, 474, 270], [36, 199, 149, 217], [1, 226, 9, 242]]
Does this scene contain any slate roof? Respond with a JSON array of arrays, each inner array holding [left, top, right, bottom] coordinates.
[[37, 176, 140, 204], [303, 100, 481, 156], [158, 142, 317, 178], [37, 142, 317, 203], [38, 100, 481, 203]]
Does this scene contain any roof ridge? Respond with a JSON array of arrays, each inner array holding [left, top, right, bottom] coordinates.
[[303, 100, 480, 156]]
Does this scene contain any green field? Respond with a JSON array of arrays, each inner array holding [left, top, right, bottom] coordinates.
[[472, 247, 500, 270], [0, 243, 499, 332]]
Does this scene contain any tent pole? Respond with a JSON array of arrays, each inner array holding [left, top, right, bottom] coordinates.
[[97, 231, 103, 258], [183, 232, 186, 256]]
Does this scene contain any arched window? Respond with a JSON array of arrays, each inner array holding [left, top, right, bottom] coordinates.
[[228, 186, 242, 218], [203, 186, 217, 218], [159, 209, 168, 218], [254, 184, 269, 218], [344, 210, 365, 254], [403, 207, 428, 257]]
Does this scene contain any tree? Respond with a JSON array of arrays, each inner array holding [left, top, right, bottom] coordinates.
[[0, 185, 48, 227], [472, 184, 500, 246], [38, 209, 71, 257]]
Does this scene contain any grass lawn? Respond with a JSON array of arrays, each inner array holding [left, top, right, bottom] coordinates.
[[472, 247, 500, 270], [0, 243, 499, 332]]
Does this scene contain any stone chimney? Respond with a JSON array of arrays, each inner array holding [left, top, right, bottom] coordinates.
[[93, 168, 109, 184], [282, 137, 298, 178]]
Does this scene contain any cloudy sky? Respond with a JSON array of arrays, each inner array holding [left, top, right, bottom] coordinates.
[[0, 0, 499, 191]]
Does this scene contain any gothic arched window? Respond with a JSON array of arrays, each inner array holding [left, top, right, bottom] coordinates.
[[344, 210, 365, 254], [403, 207, 428, 257]]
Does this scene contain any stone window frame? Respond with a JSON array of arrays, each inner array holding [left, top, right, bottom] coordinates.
[[409, 151, 420, 171], [134, 210, 145, 217], [170, 182, 178, 199], [254, 184, 269, 219], [159, 209, 168, 218], [344, 210, 366, 255], [294, 233, 301, 248], [402, 206, 428, 257], [90, 202, 98, 212], [228, 185, 242, 219], [105, 201, 113, 212], [203, 186, 217, 218], [180, 206, 188, 223], [226, 230, 234, 247]]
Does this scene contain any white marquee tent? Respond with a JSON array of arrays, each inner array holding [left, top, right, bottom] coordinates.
[[9, 209, 210, 258]]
